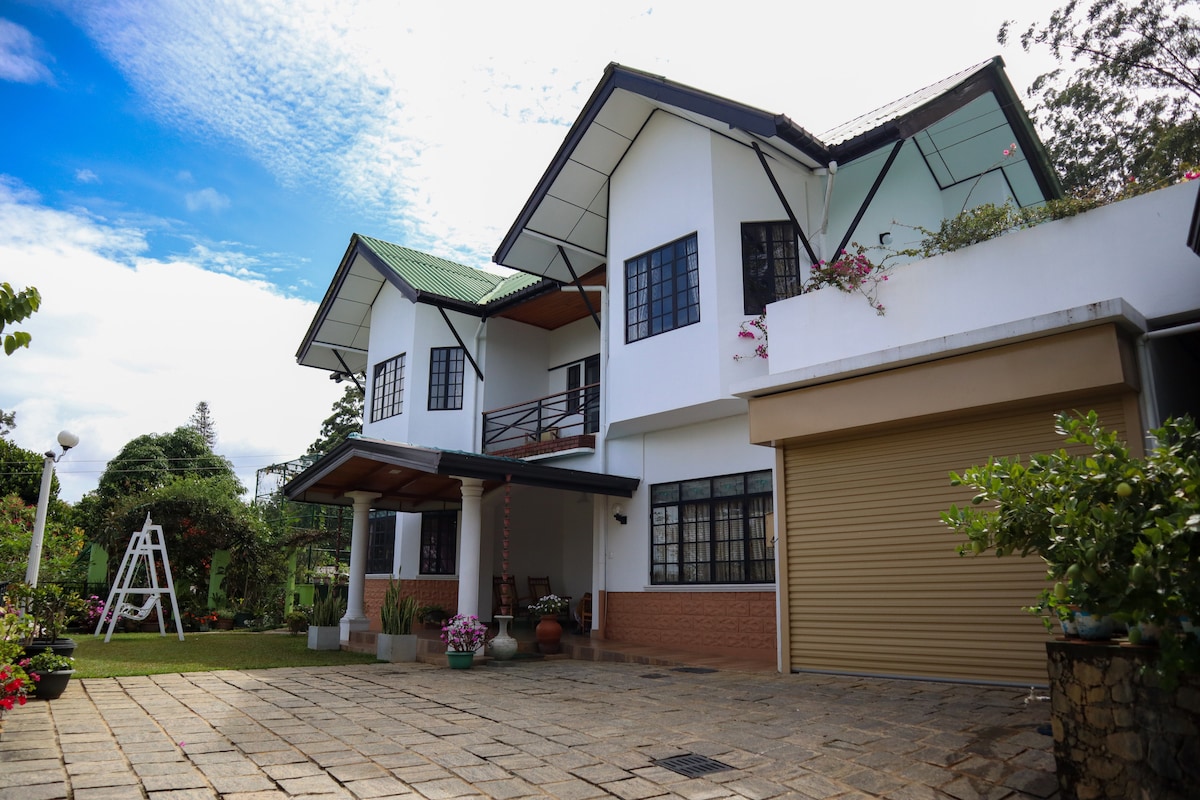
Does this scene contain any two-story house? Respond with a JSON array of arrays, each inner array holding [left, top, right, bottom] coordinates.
[[286, 58, 1200, 684]]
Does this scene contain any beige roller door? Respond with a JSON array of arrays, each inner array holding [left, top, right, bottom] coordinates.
[[783, 398, 1132, 685]]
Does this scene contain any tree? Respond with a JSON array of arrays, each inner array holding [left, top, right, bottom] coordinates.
[[96, 427, 240, 500], [0, 495, 84, 584], [0, 282, 40, 356], [0, 436, 58, 507], [306, 381, 363, 456], [188, 401, 217, 449], [1001, 0, 1200, 196], [0, 409, 15, 438]]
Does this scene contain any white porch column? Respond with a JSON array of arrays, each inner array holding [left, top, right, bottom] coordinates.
[[343, 491, 382, 640], [455, 477, 484, 620]]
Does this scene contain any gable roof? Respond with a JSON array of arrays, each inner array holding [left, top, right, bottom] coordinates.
[[494, 58, 1061, 283], [296, 234, 553, 375]]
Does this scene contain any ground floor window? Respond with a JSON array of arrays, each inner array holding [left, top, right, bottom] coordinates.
[[365, 511, 396, 575], [420, 510, 457, 575], [650, 469, 774, 585]]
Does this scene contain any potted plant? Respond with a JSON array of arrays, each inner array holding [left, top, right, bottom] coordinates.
[[440, 614, 487, 668], [417, 604, 448, 630], [20, 651, 74, 700], [377, 580, 419, 662], [307, 593, 345, 651], [942, 411, 1199, 800], [7, 583, 85, 658], [285, 609, 309, 636], [942, 411, 1199, 665], [529, 594, 569, 654], [0, 606, 34, 717]]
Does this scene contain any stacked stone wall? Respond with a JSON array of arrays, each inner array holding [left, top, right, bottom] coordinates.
[[1047, 640, 1199, 800]]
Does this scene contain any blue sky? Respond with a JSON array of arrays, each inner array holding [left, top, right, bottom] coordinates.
[[0, 0, 1058, 501]]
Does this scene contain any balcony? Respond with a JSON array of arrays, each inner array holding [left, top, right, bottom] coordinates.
[[483, 383, 599, 458]]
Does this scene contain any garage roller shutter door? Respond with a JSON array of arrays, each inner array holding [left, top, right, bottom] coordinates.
[[783, 398, 1130, 684]]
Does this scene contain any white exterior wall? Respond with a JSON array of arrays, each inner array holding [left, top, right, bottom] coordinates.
[[601, 416, 774, 592], [480, 317, 551, 414], [765, 181, 1200, 377], [362, 290, 477, 451], [362, 283, 416, 443], [825, 142, 946, 260], [606, 113, 723, 425]]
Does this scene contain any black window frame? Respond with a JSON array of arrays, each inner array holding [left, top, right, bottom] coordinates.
[[370, 353, 406, 423], [365, 511, 396, 575], [565, 354, 600, 434], [625, 233, 700, 343], [419, 510, 457, 576], [741, 221, 801, 315], [650, 469, 774, 586], [428, 346, 465, 411]]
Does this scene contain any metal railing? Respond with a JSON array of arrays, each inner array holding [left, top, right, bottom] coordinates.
[[482, 382, 599, 454]]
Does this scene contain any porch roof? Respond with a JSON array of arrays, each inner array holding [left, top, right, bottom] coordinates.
[[282, 435, 639, 511]]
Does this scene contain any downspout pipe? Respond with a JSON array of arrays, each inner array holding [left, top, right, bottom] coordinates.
[[1136, 320, 1200, 446]]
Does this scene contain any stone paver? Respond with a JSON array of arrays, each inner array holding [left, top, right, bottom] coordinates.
[[0, 661, 1058, 799]]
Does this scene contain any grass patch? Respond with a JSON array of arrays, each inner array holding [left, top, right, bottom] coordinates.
[[70, 631, 378, 678]]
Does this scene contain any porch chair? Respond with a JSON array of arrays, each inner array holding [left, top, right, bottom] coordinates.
[[574, 592, 592, 634], [527, 576, 570, 621], [492, 575, 530, 622]]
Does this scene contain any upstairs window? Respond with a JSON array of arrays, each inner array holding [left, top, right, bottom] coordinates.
[[742, 221, 801, 314], [625, 233, 700, 343], [370, 353, 405, 422], [566, 354, 600, 434], [428, 346, 465, 411]]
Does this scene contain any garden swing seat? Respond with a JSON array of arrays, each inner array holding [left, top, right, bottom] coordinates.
[[116, 594, 161, 621]]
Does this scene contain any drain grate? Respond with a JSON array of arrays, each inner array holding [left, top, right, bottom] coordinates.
[[640, 673, 667, 679], [671, 666, 717, 674], [653, 754, 733, 778]]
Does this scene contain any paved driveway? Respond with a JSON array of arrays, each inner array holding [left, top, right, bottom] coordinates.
[[0, 661, 1058, 799]]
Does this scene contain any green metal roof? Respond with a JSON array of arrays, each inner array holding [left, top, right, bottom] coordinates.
[[356, 234, 540, 304]]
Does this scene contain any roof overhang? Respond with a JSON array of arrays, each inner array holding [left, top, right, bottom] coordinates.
[[494, 59, 1062, 283], [283, 436, 640, 511], [493, 63, 829, 283]]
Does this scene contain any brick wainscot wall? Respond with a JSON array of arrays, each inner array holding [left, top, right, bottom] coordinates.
[[604, 591, 776, 657]]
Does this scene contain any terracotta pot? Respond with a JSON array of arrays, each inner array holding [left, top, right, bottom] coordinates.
[[535, 615, 563, 654], [215, 617, 234, 630]]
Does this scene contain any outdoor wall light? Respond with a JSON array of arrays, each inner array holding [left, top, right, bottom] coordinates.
[[879, 231, 893, 246], [612, 503, 627, 525]]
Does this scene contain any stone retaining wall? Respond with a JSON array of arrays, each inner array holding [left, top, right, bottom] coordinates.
[[1046, 640, 1199, 800]]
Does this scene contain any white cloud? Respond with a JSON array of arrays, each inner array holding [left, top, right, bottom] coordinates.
[[0, 18, 54, 85], [61, 0, 1059, 270], [0, 177, 343, 502], [74, 168, 100, 184], [184, 186, 231, 213]]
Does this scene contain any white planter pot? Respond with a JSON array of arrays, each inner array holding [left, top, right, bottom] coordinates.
[[307, 625, 341, 651], [376, 633, 418, 662]]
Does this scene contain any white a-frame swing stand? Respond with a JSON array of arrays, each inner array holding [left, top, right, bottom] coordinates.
[[96, 515, 184, 642]]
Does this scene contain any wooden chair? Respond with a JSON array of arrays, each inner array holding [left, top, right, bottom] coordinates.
[[575, 592, 592, 633], [527, 576, 552, 603], [492, 575, 529, 619], [527, 576, 570, 621]]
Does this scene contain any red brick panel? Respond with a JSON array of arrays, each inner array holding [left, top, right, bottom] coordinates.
[[604, 591, 776, 656], [362, 578, 459, 632]]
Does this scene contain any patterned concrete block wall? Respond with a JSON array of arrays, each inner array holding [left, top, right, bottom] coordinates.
[[1047, 641, 1199, 800], [362, 578, 459, 632], [604, 591, 775, 655]]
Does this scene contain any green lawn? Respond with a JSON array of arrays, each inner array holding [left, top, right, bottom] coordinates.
[[69, 631, 378, 678]]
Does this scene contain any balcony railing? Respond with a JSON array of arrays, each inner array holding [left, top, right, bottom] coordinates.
[[482, 382, 599, 456]]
